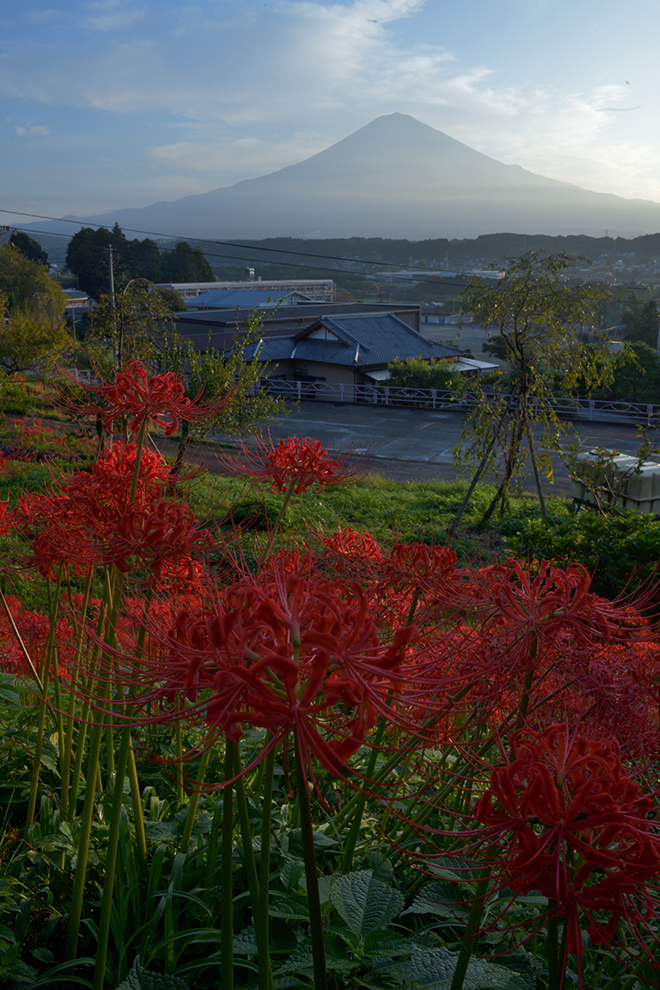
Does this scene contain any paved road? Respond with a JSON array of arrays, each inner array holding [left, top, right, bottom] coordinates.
[[211, 400, 653, 496]]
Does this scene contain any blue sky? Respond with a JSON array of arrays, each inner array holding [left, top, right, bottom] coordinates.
[[2, 0, 659, 225]]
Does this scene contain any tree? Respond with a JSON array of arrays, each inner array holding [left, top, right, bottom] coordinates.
[[8, 231, 48, 266], [620, 294, 659, 348], [0, 306, 72, 375], [81, 280, 176, 375], [66, 224, 130, 301], [453, 251, 614, 525], [0, 245, 71, 375], [0, 243, 65, 317], [157, 311, 286, 474], [590, 340, 660, 404], [160, 242, 214, 283], [386, 356, 465, 392]]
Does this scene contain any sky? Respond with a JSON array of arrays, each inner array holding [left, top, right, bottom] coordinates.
[[2, 0, 660, 228]]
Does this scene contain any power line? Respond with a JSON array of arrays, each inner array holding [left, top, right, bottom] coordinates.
[[0, 212, 471, 287]]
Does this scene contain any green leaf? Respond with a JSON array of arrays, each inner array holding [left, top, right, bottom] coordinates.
[[233, 926, 258, 955], [279, 859, 302, 892], [268, 894, 311, 920], [285, 828, 337, 859], [116, 958, 188, 990], [363, 930, 419, 959], [409, 948, 523, 990], [330, 870, 404, 937], [144, 821, 179, 841], [0, 677, 19, 704], [403, 881, 469, 919], [275, 934, 354, 977]]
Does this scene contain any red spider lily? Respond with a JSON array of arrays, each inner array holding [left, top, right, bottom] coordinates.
[[9, 444, 188, 580], [472, 724, 660, 957], [0, 500, 9, 536], [103, 567, 418, 775], [0, 594, 74, 678], [107, 500, 213, 585], [377, 543, 466, 622], [319, 527, 383, 579], [63, 360, 231, 436], [217, 433, 369, 495], [476, 560, 643, 659]]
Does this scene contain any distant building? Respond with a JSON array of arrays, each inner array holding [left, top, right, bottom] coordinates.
[[186, 289, 313, 310], [247, 312, 466, 394], [155, 278, 336, 302], [62, 289, 95, 313]]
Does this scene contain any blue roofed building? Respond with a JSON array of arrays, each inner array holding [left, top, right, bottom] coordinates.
[[245, 312, 466, 397], [185, 288, 313, 310]]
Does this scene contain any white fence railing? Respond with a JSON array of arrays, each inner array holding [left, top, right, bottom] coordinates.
[[256, 379, 659, 426]]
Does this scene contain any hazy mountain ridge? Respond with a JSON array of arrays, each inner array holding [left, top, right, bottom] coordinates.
[[24, 114, 660, 241]]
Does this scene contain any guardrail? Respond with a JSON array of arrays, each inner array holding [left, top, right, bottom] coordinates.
[[255, 379, 659, 426]]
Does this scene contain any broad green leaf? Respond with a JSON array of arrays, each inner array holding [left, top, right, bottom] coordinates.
[[234, 926, 258, 955], [145, 822, 179, 841], [280, 859, 302, 892], [0, 677, 19, 704], [275, 934, 354, 976], [363, 930, 419, 959], [409, 948, 524, 990], [286, 828, 337, 859], [330, 870, 404, 937], [403, 881, 469, 919], [116, 957, 188, 990], [269, 893, 310, 920]]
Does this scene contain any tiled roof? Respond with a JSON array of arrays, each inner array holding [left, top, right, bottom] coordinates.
[[187, 289, 303, 309]]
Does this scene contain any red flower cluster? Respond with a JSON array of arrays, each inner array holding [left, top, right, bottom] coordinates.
[[218, 433, 369, 495], [126, 567, 417, 774], [9, 443, 212, 584], [473, 724, 660, 954], [0, 594, 73, 678], [64, 360, 230, 437]]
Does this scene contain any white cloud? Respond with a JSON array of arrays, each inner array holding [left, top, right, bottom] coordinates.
[[84, 0, 148, 32], [2, 0, 660, 202], [14, 122, 50, 136]]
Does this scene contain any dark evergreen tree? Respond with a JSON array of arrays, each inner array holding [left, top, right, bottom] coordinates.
[[160, 242, 214, 282], [8, 231, 48, 265]]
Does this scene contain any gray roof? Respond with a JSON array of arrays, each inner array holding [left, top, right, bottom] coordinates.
[[256, 313, 464, 369], [186, 289, 307, 309]]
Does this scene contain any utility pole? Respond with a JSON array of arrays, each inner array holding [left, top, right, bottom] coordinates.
[[108, 245, 119, 369]]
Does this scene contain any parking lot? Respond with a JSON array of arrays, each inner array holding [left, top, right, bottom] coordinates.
[[213, 399, 653, 495]]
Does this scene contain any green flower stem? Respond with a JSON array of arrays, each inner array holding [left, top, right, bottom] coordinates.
[[233, 748, 260, 910], [92, 723, 132, 990], [26, 571, 64, 835], [221, 740, 235, 990], [128, 417, 149, 503], [340, 719, 386, 873], [46, 577, 66, 778], [234, 749, 273, 989], [65, 710, 107, 964], [547, 903, 559, 990], [68, 586, 112, 817], [127, 737, 147, 873], [180, 747, 212, 853], [24, 660, 51, 836], [293, 733, 327, 990], [263, 477, 296, 561], [258, 747, 276, 990], [61, 574, 94, 815], [175, 722, 185, 804], [449, 856, 494, 990]]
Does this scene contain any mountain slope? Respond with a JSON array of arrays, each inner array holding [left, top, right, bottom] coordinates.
[[56, 113, 660, 239]]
